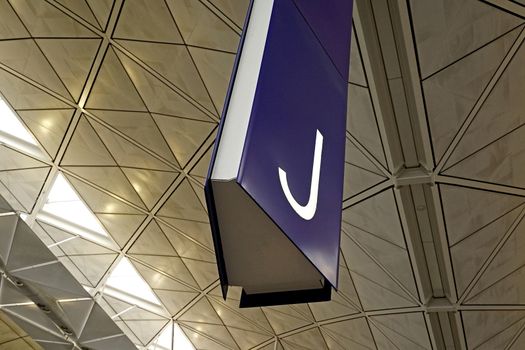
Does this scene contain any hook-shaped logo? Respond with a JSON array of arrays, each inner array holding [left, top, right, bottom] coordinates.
[[278, 130, 323, 220]]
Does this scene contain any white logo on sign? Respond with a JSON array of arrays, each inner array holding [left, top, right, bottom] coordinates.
[[278, 130, 323, 220]]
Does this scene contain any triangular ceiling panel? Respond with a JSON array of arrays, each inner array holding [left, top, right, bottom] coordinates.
[[344, 226, 418, 297], [465, 217, 525, 303], [476, 317, 525, 350], [208, 290, 274, 333], [124, 319, 168, 346], [262, 305, 312, 335], [0, 39, 72, 100], [189, 144, 212, 182], [68, 254, 118, 287], [282, 328, 328, 350], [59, 256, 91, 286], [88, 117, 174, 171], [161, 217, 213, 250], [227, 326, 273, 350], [122, 167, 177, 210], [343, 189, 405, 247], [0, 69, 70, 110], [154, 289, 199, 316], [424, 25, 521, 163], [345, 137, 386, 176], [462, 311, 525, 349], [0, 277, 32, 306], [113, 0, 183, 43], [410, 0, 523, 77], [344, 162, 387, 199], [117, 40, 216, 112], [178, 297, 222, 325], [0, 0, 29, 39], [188, 46, 235, 114], [115, 48, 212, 121], [467, 264, 525, 305], [180, 257, 218, 289], [157, 179, 209, 221], [348, 30, 366, 87], [0, 167, 50, 213], [64, 166, 146, 208], [131, 259, 195, 293], [65, 175, 142, 214], [36, 38, 101, 101], [343, 138, 387, 199], [451, 205, 523, 296], [341, 234, 418, 310], [444, 39, 525, 168], [40, 221, 114, 255], [321, 318, 376, 350], [59, 299, 94, 336], [347, 83, 387, 168], [444, 125, 525, 188], [54, 0, 100, 29], [78, 304, 124, 342], [180, 321, 239, 349], [128, 220, 177, 256], [369, 313, 431, 350], [440, 184, 525, 244], [209, 0, 250, 28], [87, 109, 179, 165], [96, 213, 146, 248], [510, 327, 525, 349], [86, 0, 113, 30], [208, 297, 272, 336], [0, 146, 48, 171], [131, 255, 199, 289], [179, 323, 233, 350], [166, 0, 240, 52], [61, 115, 116, 166], [337, 258, 363, 310], [152, 114, 215, 167], [85, 47, 147, 110], [8, 0, 99, 38], [308, 292, 359, 321], [17, 109, 74, 159], [158, 221, 215, 262]]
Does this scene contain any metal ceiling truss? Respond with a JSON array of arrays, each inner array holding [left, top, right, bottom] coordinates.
[[0, 198, 136, 349], [353, 0, 525, 348]]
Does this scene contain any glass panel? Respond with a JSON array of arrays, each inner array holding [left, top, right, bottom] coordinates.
[[41, 173, 108, 237], [105, 258, 161, 306]]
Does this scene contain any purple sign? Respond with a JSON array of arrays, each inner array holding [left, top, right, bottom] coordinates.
[[206, 0, 352, 307]]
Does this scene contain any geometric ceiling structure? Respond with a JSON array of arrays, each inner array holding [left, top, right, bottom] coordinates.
[[0, 0, 525, 349]]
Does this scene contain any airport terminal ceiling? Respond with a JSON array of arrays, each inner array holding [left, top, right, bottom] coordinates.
[[0, 0, 524, 348]]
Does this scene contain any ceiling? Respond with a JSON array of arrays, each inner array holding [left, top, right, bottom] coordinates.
[[0, 0, 524, 349]]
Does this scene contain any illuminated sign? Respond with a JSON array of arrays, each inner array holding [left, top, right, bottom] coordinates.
[[206, 0, 352, 307]]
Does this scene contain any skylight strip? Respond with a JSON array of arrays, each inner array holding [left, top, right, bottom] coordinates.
[[0, 98, 44, 158], [104, 258, 167, 316], [38, 173, 118, 249]]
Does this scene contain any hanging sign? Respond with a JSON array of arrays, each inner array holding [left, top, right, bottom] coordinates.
[[206, 0, 353, 307]]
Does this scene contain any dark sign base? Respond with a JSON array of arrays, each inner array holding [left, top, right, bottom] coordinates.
[[239, 279, 332, 308]]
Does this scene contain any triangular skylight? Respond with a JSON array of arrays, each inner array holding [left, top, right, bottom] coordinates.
[[105, 257, 162, 308], [0, 97, 43, 157], [39, 173, 111, 244], [149, 323, 195, 350]]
